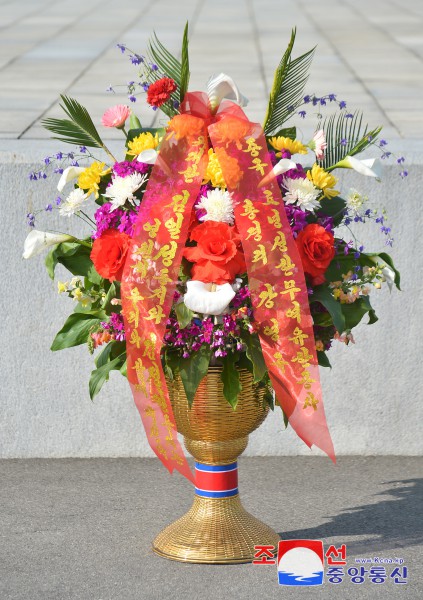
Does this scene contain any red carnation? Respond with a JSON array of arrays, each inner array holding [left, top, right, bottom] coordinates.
[[147, 77, 177, 108]]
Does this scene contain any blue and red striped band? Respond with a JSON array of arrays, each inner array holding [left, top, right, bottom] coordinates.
[[194, 461, 239, 498]]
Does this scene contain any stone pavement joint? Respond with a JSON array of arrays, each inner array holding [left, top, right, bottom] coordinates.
[[0, 0, 422, 142]]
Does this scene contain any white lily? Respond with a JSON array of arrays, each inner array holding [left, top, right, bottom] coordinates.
[[258, 158, 297, 187], [184, 280, 236, 316], [23, 230, 73, 259], [137, 148, 158, 165], [57, 166, 85, 192], [207, 73, 249, 111], [336, 156, 382, 180]]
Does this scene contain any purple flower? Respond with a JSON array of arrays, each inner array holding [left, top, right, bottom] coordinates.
[[328, 94, 337, 102], [26, 213, 35, 227], [298, 110, 306, 118], [45, 204, 53, 212], [56, 196, 62, 206], [129, 95, 137, 103], [112, 160, 150, 178], [79, 146, 87, 153], [339, 101, 347, 109], [117, 43, 126, 53]]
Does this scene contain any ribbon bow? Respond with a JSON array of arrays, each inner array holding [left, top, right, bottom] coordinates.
[[122, 92, 335, 483]]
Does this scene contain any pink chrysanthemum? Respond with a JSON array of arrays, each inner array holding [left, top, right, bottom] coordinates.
[[101, 105, 131, 128]]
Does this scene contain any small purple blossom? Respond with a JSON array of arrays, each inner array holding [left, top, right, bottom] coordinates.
[[45, 204, 53, 212], [129, 95, 137, 103], [26, 213, 35, 227], [117, 43, 126, 53], [298, 110, 306, 118], [339, 101, 347, 109]]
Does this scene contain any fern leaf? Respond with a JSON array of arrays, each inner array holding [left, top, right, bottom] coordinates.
[[42, 95, 105, 149], [146, 31, 184, 117], [264, 29, 315, 135], [179, 22, 190, 102], [318, 110, 382, 169]]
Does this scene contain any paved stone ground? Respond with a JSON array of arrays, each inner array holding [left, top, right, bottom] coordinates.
[[0, 0, 422, 144], [1, 457, 422, 599]]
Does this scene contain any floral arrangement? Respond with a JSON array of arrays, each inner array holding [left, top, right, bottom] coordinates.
[[24, 26, 401, 474]]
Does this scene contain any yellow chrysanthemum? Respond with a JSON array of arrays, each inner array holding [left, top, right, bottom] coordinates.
[[269, 136, 308, 155], [306, 163, 340, 199], [127, 132, 159, 157], [77, 162, 109, 199], [204, 148, 226, 188]]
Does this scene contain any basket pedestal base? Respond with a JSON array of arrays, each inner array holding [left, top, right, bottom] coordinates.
[[152, 493, 280, 564], [153, 459, 279, 564]]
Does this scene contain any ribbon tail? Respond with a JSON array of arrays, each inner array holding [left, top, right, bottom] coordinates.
[[122, 114, 209, 483], [208, 108, 335, 462]]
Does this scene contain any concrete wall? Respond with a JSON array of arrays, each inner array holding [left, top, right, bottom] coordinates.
[[1, 140, 422, 458]]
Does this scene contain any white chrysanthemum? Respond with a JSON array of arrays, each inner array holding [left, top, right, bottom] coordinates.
[[346, 188, 368, 214], [283, 177, 320, 212], [103, 173, 146, 211], [59, 188, 88, 217], [196, 188, 235, 224]]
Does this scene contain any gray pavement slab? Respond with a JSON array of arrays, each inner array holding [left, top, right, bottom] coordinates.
[[1, 457, 422, 599], [0, 0, 422, 144]]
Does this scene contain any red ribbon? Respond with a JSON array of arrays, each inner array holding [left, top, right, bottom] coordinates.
[[122, 92, 335, 484]]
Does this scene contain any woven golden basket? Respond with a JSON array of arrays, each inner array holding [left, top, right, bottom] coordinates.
[[152, 366, 280, 563]]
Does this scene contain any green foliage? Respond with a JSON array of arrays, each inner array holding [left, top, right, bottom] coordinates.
[[263, 29, 315, 135], [318, 196, 346, 227], [311, 285, 346, 334], [318, 110, 382, 170], [366, 252, 401, 290], [267, 126, 296, 141], [221, 353, 242, 409], [179, 344, 211, 407], [180, 22, 190, 102], [128, 114, 142, 130], [89, 353, 126, 400], [45, 242, 101, 285], [342, 296, 378, 329], [317, 350, 331, 368], [51, 312, 104, 351], [101, 281, 119, 312], [241, 332, 267, 383], [174, 302, 194, 329], [146, 32, 183, 117], [42, 95, 105, 148]]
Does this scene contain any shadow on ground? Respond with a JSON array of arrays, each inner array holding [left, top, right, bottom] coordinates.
[[278, 478, 422, 555]]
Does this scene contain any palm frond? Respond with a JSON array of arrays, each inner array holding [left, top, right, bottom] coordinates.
[[263, 29, 315, 135], [146, 31, 183, 117], [42, 95, 105, 148], [179, 22, 190, 102], [318, 110, 382, 169]]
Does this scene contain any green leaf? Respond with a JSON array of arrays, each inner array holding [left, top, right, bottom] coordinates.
[[45, 242, 101, 284], [89, 354, 125, 400], [51, 313, 102, 351], [242, 332, 267, 383], [174, 302, 194, 329], [341, 296, 377, 329], [263, 29, 316, 135], [146, 32, 182, 117], [221, 353, 242, 409], [179, 345, 211, 406], [366, 252, 401, 290], [317, 350, 331, 368], [267, 126, 296, 141], [180, 22, 190, 101], [102, 282, 118, 312], [318, 110, 382, 170], [317, 196, 346, 227], [126, 126, 166, 144], [128, 114, 142, 130], [311, 285, 346, 333], [95, 341, 114, 368], [42, 95, 105, 148]]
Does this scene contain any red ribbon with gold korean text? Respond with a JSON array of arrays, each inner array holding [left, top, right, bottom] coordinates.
[[122, 92, 335, 483]]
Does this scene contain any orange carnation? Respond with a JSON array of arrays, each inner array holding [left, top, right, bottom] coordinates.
[[214, 147, 242, 188], [168, 114, 205, 140], [213, 116, 250, 148]]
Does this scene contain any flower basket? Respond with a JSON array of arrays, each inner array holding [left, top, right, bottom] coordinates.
[[24, 24, 402, 564]]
